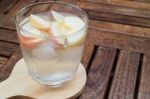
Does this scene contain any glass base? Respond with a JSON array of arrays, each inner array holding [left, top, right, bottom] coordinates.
[[31, 75, 74, 87], [28, 70, 77, 87]]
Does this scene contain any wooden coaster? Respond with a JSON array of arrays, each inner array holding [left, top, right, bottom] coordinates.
[[0, 59, 87, 99]]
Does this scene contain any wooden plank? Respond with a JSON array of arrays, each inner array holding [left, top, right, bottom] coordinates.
[[90, 20, 150, 39], [7, 0, 37, 16], [0, 59, 85, 99], [0, 57, 8, 69], [0, 15, 15, 30], [86, 10, 150, 28], [28, 1, 51, 14], [80, 0, 150, 10], [0, 0, 18, 14], [135, 0, 150, 3], [108, 50, 140, 99], [56, 0, 78, 4], [0, 29, 18, 43], [78, 1, 150, 19], [0, 45, 21, 82], [0, 42, 16, 57], [138, 54, 150, 99], [88, 25, 150, 54], [38, 0, 55, 1], [80, 47, 116, 99], [111, 0, 150, 10], [81, 37, 94, 69]]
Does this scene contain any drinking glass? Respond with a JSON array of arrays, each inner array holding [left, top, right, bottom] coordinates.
[[16, 1, 88, 87]]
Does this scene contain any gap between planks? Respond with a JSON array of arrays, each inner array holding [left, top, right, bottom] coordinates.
[[108, 50, 140, 99], [138, 54, 150, 99], [80, 46, 117, 99]]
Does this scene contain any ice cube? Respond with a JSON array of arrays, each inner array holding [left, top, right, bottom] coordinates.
[[32, 42, 58, 59]]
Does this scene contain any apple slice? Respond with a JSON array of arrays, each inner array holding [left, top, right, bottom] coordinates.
[[49, 21, 66, 45], [50, 11, 86, 47], [64, 16, 85, 33], [19, 36, 44, 49], [64, 16, 86, 46], [51, 10, 64, 22], [21, 22, 46, 37], [19, 22, 46, 49], [29, 14, 50, 32]]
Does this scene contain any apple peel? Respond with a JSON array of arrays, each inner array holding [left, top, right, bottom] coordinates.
[[49, 13, 86, 48]]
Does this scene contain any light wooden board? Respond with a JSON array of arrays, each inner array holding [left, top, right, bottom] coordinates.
[[0, 59, 87, 99]]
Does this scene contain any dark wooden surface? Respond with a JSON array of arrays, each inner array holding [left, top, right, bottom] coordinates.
[[0, 0, 150, 99]]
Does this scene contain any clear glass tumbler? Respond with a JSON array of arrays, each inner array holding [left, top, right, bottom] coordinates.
[[16, 1, 88, 87]]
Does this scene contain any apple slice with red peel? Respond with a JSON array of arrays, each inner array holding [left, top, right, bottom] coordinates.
[[19, 36, 44, 49], [19, 23, 46, 49], [29, 14, 50, 32], [49, 21, 66, 46], [49, 11, 86, 48]]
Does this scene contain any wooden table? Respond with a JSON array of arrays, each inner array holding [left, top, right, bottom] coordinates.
[[0, 0, 150, 99]]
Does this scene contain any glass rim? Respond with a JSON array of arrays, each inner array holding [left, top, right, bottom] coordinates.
[[15, 1, 88, 38]]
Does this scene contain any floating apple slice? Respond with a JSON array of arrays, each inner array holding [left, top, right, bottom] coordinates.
[[64, 16, 85, 33], [29, 14, 50, 32], [21, 22, 46, 37], [19, 23, 46, 49], [50, 11, 86, 47], [51, 10, 64, 22], [19, 36, 44, 49], [64, 16, 86, 46], [66, 30, 86, 47], [50, 21, 66, 45]]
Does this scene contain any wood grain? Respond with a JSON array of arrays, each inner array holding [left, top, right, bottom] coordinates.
[[0, 45, 21, 82], [38, 0, 56, 2], [0, 59, 86, 99], [81, 37, 94, 69], [138, 54, 150, 99], [78, 1, 150, 19], [0, 0, 150, 98], [0, 15, 15, 30], [0, 57, 8, 69], [109, 50, 140, 99], [80, 0, 150, 10], [7, 0, 37, 16], [0, 29, 18, 43], [90, 20, 150, 39], [112, 0, 150, 10], [88, 25, 150, 54], [56, 0, 78, 4], [28, 2, 50, 15], [135, 0, 150, 3], [80, 47, 116, 99], [0, 0, 18, 14], [86, 10, 150, 28], [0, 42, 15, 57]]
